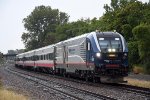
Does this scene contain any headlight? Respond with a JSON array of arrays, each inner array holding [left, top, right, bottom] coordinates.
[[108, 48, 116, 52], [108, 48, 111, 52], [124, 53, 127, 56], [123, 53, 128, 59], [112, 49, 116, 52], [96, 53, 101, 58]]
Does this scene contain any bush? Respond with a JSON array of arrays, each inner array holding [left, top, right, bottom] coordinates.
[[0, 77, 2, 89], [143, 62, 150, 74], [128, 41, 140, 67]]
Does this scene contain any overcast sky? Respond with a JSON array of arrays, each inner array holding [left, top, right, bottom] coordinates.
[[0, 0, 149, 54]]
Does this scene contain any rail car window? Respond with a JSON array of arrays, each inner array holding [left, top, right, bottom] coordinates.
[[34, 56, 37, 61], [45, 55, 47, 60], [44, 55, 46, 60], [31, 56, 33, 61], [47, 54, 49, 60], [46, 54, 49, 60], [43, 55, 44, 60], [38, 56, 40, 60], [48, 53, 54, 60], [49, 54, 51, 60], [35, 55, 39, 61], [46, 55, 47, 60], [41, 55, 43, 60], [43, 55, 45, 60]]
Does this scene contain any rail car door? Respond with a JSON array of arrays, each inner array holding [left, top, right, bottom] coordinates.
[[86, 40, 92, 67], [33, 51, 36, 67], [53, 46, 57, 69], [63, 45, 68, 67]]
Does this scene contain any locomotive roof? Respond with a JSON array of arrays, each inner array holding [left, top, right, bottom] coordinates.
[[35, 44, 54, 52], [96, 32, 120, 37], [16, 31, 124, 57], [63, 33, 89, 43]]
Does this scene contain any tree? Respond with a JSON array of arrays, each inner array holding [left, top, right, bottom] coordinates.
[[132, 24, 150, 61], [56, 19, 91, 41], [128, 42, 139, 66], [22, 5, 69, 50], [121, 24, 132, 41], [132, 24, 150, 74]]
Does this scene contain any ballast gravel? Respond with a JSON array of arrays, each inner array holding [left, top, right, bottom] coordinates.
[[0, 63, 149, 100], [0, 64, 74, 100]]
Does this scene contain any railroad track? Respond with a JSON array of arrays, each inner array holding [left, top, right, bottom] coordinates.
[[6, 66, 116, 100], [112, 84, 150, 97], [7, 65, 150, 99]]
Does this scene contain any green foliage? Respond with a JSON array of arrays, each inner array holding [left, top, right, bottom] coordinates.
[[132, 24, 150, 74], [22, 5, 69, 50], [102, 0, 149, 37], [132, 24, 150, 60], [56, 19, 92, 41], [128, 42, 140, 66], [121, 24, 132, 41], [143, 62, 150, 74]]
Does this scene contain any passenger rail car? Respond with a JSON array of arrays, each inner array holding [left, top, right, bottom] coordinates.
[[15, 31, 129, 83]]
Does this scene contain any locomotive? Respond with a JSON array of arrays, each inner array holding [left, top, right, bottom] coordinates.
[[15, 31, 129, 83]]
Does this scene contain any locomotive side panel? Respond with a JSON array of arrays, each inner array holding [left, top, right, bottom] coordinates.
[[63, 34, 93, 73]]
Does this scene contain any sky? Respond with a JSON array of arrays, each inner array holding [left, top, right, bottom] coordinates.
[[0, 0, 149, 54]]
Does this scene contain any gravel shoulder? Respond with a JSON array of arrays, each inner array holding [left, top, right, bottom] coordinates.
[[127, 73, 150, 81]]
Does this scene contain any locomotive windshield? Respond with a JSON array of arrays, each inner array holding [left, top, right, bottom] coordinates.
[[98, 37, 122, 52]]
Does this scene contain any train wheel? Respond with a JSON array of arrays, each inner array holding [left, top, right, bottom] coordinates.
[[67, 74, 70, 78], [93, 77, 100, 83], [63, 71, 66, 77], [93, 77, 96, 83], [85, 76, 89, 82]]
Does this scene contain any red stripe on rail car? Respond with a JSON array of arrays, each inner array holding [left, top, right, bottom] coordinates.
[[35, 63, 54, 68], [56, 62, 94, 66], [106, 64, 119, 67]]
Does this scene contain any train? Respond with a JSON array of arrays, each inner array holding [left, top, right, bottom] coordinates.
[[15, 31, 129, 83]]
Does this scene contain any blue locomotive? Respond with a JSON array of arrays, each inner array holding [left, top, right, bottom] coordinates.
[[15, 31, 129, 83]]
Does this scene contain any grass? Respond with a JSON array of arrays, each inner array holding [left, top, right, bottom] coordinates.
[[125, 77, 150, 88], [0, 78, 28, 100], [133, 65, 144, 74], [0, 89, 28, 100]]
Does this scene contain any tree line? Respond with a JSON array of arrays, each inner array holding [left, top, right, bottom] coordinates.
[[22, 0, 150, 74]]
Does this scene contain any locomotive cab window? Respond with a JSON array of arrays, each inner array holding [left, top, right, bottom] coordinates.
[[98, 37, 122, 52]]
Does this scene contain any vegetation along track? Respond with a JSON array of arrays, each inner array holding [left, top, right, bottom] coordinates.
[[5, 66, 116, 100]]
